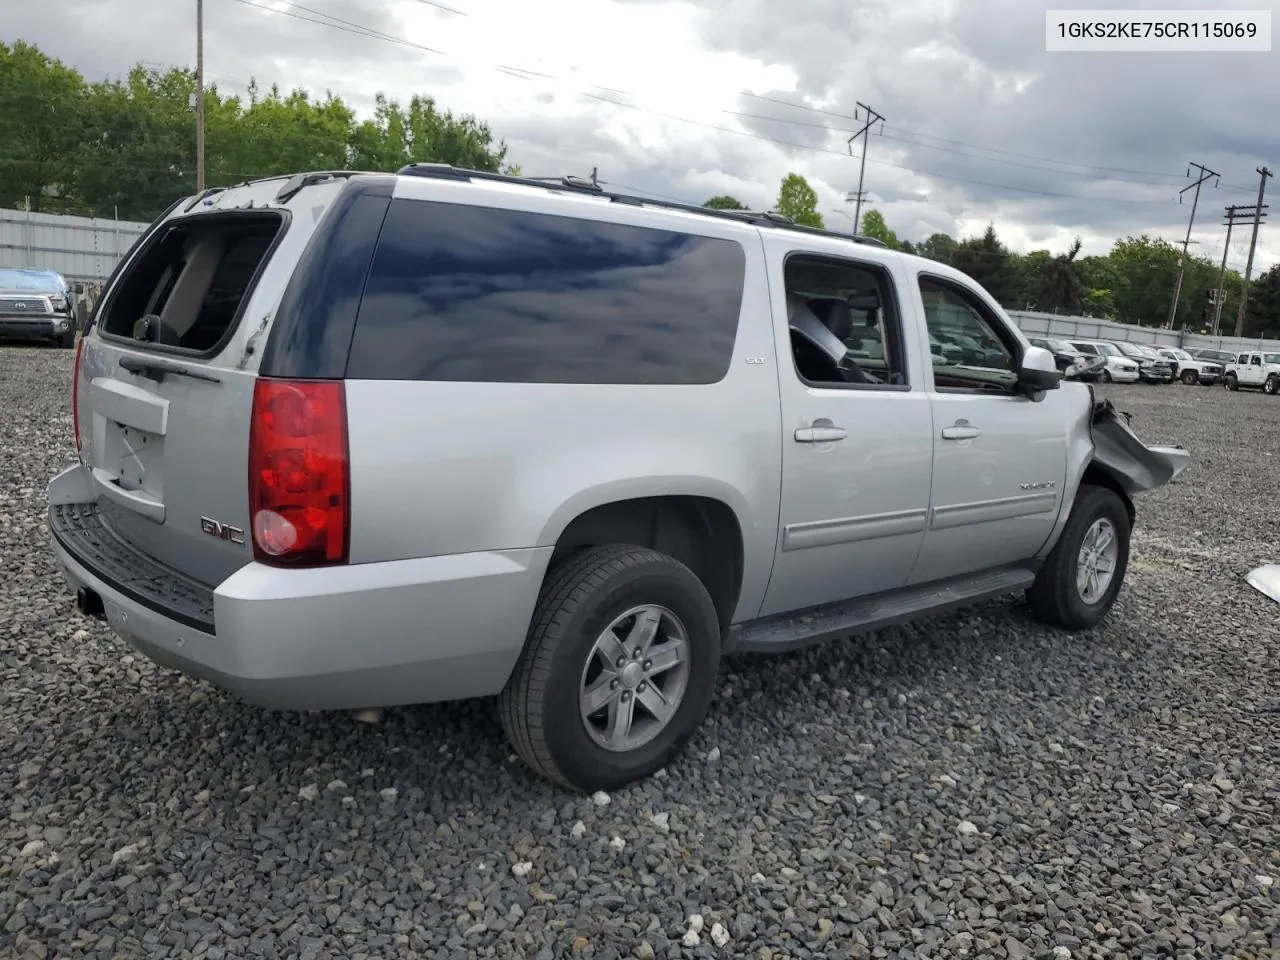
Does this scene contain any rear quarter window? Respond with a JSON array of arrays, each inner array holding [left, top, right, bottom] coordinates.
[[345, 199, 746, 384]]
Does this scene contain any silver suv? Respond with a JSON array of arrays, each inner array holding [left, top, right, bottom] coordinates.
[[47, 166, 1190, 791]]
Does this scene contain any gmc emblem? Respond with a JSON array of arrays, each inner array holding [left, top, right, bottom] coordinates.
[[200, 516, 245, 545]]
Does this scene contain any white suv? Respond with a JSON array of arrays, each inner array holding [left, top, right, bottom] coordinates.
[[1224, 350, 1280, 393]]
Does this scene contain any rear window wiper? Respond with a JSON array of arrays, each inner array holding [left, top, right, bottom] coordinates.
[[118, 355, 221, 385]]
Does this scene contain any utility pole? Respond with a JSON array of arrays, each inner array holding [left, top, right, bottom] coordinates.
[[843, 191, 866, 238], [1234, 165, 1273, 337], [1166, 162, 1218, 329], [195, 0, 205, 192], [1214, 203, 1266, 335], [845, 102, 884, 235]]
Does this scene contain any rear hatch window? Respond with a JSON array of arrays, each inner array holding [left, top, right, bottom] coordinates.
[[97, 213, 283, 354]]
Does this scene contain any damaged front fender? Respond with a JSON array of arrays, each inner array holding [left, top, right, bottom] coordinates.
[[1089, 395, 1191, 495]]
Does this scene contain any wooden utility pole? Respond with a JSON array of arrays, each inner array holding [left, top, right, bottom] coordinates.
[[845, 103, 884, 235], [1215, 204, 1266, 335], [1166, 162, 1218, 329], [1234, 165, 1273, 337], [196, 0, 205, 191]]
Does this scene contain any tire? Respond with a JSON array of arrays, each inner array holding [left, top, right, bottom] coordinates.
[[1180, 369, 1198, 385], [1027, 484, 1131, 631], [498, 544, 721, 791], [1225, 373, 1238, 391], [56, 329, 75, 348], [1266, 374, 1278, 395], [1100, 369, 1113, 383]]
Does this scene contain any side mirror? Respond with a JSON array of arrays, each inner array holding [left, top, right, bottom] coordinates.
[[1018, 345, 1062, 397]]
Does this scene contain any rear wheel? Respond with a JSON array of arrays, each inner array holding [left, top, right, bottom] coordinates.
[[1225, 373, 1238, 391], [1180, 368, 1198, 385], [1027, 484, 1130, 630], [499, 544, 721, 791], [1266, 374, 1278, 395]]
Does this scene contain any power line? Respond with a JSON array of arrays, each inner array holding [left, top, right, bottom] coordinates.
[[211, 0, 1220, 209]]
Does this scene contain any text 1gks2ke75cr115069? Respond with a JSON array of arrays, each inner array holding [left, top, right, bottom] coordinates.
[[46, 166, 1190, 791]]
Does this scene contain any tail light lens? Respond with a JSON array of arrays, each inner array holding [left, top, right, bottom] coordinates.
[[248, 378, 349, 566], [72, 336, 84, 453]]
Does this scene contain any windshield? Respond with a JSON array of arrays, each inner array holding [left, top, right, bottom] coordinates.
[[1047, 338, 1074, 352], [1168, 348, 1191, 360], [1096, 342, 1121, 357], [1073, 342, 1098, 355], [0, 269, 64, 293], [1265, 353, 1280, 364], [1114, 342, 1144, 357]]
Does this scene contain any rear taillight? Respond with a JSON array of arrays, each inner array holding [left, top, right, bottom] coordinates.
[[248, 378, 349, 566], [72, 337, 83, 453]]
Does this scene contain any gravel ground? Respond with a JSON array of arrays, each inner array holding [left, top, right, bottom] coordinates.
[[1, 342, 1278, 960]]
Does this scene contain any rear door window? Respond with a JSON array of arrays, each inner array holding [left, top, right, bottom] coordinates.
[[345, 199, 746, 384]]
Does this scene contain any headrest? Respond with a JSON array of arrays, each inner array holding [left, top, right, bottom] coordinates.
[[806, 297, 854, 341]]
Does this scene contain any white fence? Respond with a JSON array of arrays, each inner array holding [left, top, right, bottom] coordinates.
[[0, 208, 149, 284], [1008, 309, 1280, 354]]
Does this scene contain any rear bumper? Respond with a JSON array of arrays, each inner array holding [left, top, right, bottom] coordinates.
[[46, 465, 550, 711], [0, 314, 71, 339]]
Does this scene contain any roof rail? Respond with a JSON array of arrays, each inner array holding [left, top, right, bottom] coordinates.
[[394, 163, 889, 247]]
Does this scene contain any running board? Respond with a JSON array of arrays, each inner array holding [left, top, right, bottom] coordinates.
[[723, 566, 1038, 654]]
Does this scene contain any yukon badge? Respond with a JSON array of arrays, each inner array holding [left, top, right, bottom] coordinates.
[[1019, 481, 1057, 491], [200, 516, 246, 545]]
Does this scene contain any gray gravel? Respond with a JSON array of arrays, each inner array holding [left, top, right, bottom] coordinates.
[[2, 343, 1278, 960]]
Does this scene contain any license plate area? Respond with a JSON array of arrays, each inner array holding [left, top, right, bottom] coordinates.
[[99, 422, 166, 502]]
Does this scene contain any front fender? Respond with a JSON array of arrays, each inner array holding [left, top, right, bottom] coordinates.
[[1089, 397, 1191, 495]]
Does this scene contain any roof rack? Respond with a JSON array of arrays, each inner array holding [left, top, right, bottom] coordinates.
[[395, 163, 889, 248]]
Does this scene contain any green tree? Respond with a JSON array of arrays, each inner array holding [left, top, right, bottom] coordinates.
[[0, 41, 512, 221], [1035, 238, 1084, 314], [1246, 263, 1280, 338], [0, 41, 90, 212], [775, 173, 823, 228], [703, 195, 746, 210], [916, 232, 957, 264], [950, 224, 1018, 304], [859, 208, 899, 248]]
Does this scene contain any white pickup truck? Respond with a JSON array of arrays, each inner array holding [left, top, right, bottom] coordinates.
[[1223, 350, 1280, 394]]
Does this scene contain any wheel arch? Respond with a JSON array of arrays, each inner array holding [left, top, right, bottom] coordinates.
[[542, 493, 748, 631]]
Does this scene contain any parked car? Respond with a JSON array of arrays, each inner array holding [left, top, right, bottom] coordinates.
[[0, 267, 77, 347], [1189, 348, 1238, 368], [1223, 350, 1280, 393], [1108, 341, 1174, 383], [45, 166, 1190, 791], [1070, 340, 1141, 383], [1027, 336, 1106, 381], [1153, 346, 1222, 385]]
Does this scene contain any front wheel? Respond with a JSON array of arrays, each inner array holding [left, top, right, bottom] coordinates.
[[1100, 369, 1113, 383], [1225, 373, 1238, 391], [1266, 374, 1278, 395], [499, 544, 721, 791], [1180, 369, 1199, 385], [1027, 484, 1131, 630]]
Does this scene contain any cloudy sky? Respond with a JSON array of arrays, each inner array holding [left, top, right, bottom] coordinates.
[[9, 0, 1279, 271]]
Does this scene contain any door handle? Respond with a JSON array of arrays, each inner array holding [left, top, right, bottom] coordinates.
[[941, 422, 981, 440], [795, 418, 847, 443]]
